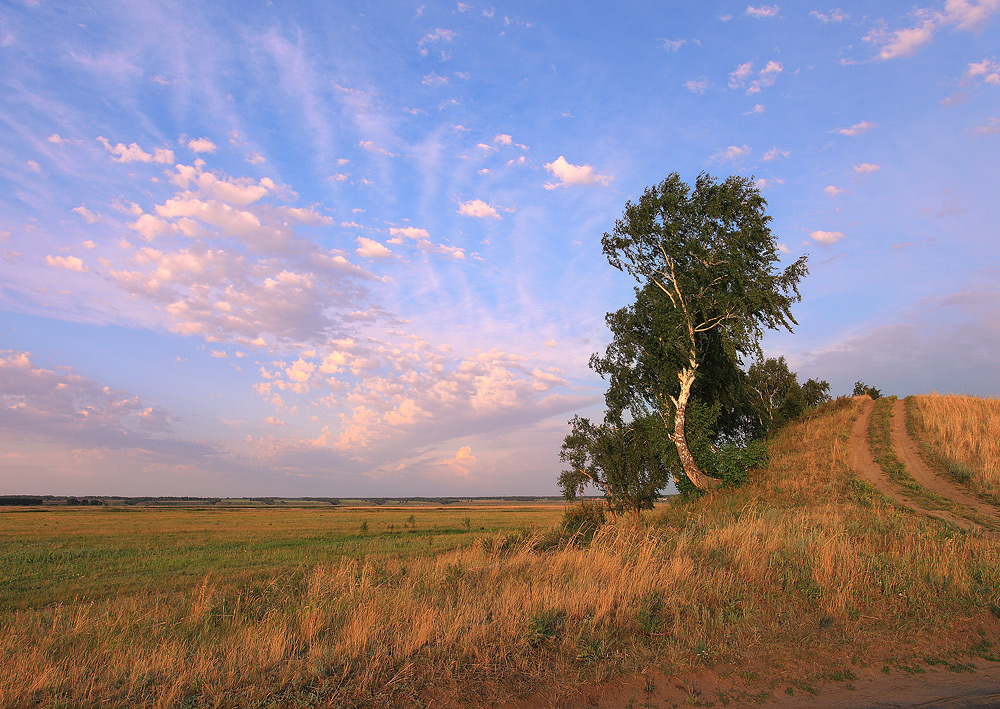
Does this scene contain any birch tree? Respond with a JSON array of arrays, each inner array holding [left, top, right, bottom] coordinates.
[[592, 173, 807, 491]]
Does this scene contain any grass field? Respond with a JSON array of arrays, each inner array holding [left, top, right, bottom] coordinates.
[[2, 398, 1000, 708], [0, 504, 563, 611], [909, 394, 1000, 505]]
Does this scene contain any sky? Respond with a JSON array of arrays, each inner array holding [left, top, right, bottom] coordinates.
[[1, 1, 998, 497]]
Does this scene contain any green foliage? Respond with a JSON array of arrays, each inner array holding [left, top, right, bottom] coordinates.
[[747, 357, 831, 437], [527, 609, 565, 646], [560, 500, 607, 541], [558, 414, 672, 514], [853, 381, 882, 399]]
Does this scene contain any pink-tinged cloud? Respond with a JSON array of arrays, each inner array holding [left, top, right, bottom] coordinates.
[[868, 0, 1000, 60], [543, 156, 613, 189], [811, 230, 846, 245], [746, 4, 780, 17], [356, 236, 393, 259], [853, 162, 881, 174], [72, 205, 99, 224], [837, 121, 876, 136], [187, 137, 218, 153], [388, 226, 431, 240], [458, 199, 502, 219], [97, 136, 174, 164], [967, 57, 1000, 84], [825, 185, 846, 197], [46, 254, 87, 272], [710, 144, 751, 163]]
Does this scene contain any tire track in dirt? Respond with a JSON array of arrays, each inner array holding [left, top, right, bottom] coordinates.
[[851, 399, 998, 536], [891, 398, 1000, 521]]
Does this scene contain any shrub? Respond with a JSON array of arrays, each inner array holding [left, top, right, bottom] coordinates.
[[560, 500, 607, 542]]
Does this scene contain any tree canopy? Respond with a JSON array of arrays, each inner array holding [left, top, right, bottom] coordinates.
[[580, 172, 808, 493]]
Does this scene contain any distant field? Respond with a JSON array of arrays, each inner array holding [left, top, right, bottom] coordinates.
[[0, 503, 565, 610]]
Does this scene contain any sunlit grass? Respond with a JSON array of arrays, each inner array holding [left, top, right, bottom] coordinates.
[[909, 394, 1000, 504], [2, 399, 999, 708]]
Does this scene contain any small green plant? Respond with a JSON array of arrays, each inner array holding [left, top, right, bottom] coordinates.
[[358, 520, 369, 534], [527, 609, 565, 647], [462, 516, 471, 529]]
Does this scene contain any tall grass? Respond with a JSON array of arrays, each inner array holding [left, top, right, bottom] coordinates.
[[2, 398, 999, 708], [909, 394, 1000, 504]]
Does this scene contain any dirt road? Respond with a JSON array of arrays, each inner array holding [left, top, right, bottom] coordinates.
[[849, 397, 999, 533]]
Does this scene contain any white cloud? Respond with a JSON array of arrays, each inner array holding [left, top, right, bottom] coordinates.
[[825, 185, 846, 197], [967, 57, 1000, 84], [745, 104, 765, 114], [729, 61, 754, 89], [762, 146, 789, 161], [973, 117, 1000, 135], [659, 39, 686, 51], [542, 156, 613, 189], [72, 205, 99, 224], [754, 177, 785, 189], [421, 72, 448, 86], [493, 133, 513, 146], [458, 199, 502, 219], [684, 78, 709, 94], [97, 136, 175, 164], [868, 1, 1000, 60], [356, 237, 393, 259], [811, 8, 849, 22], [853, 162, 881, 173], [26, 160, 42, 173], [811, 230, 846, 245], [187, 137, 218, 153], [358, 140, 397, 157], [837, 121, 876, 136], [46, 254, 87, 272], [388, 226, 431, 241], [246, 153, 266, 165], [746, 5, 780, 17], [47, 134, 67, 144], [710, 144, 751, 163]]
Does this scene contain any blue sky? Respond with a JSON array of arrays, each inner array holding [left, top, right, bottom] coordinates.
[[1, 1, 998, 496]]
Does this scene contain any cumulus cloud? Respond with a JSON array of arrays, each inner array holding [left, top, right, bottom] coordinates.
[[356, 236, 393, 259], [853, 162, 881, 173], [825, 185, 847, 197], [729, 60, 782, 94], [684, 78, 709, 94], [746, 5, 780, 17], [762, 146, 789, 161], [0, 350, 174, 446], [458, 199, 502, 218], [542, 156, 613, 189], [710, 144, 751, 163], [46, 254, 87, 272], [967, 57, 1000, 84], [659, 38, 686, 51], [811, 230, 846, 245], [837, 121, 877, 136], [388, 226, 431, 241], [97, 136, 174, 164], [72, 205, 99, 224], [187, 137, 218, 153], [811, 8, 849, 22], [867, 1, 1000, 60]]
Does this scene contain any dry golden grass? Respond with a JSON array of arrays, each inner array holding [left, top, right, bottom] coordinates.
[[2, 398, 999, 708], [909, 394, 1000, 503]]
